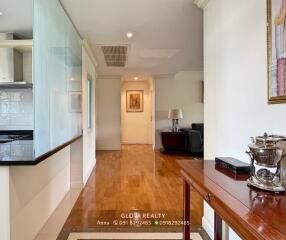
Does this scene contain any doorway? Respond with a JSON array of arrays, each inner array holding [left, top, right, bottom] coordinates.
[[120, 75, 155, 145]]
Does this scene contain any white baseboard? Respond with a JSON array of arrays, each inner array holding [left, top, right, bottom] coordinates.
[[121, 141, 152, 145], [202, 216, 214, 240], [83, 157, 96, 186], [154, 142, 162, 150], [70, 181, 83, 188], [96, 146, 121, 151]]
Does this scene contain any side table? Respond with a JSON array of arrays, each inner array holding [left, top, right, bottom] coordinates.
[[160, 130, 187, 154]]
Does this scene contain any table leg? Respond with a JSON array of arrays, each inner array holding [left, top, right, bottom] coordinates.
[[183, 180, 190, 240], [214, 212, 223, 240]]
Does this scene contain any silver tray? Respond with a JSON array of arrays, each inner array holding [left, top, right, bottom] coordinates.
[[247, 177, 285, 193]]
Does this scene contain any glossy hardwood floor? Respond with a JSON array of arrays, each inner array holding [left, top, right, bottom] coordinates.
[[57, 145, 203, 239]]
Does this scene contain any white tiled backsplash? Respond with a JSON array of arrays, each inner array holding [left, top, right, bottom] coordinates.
[[0, 89, 33, 130]]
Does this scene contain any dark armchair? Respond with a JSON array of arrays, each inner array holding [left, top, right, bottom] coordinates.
[[182, 123, 204, 154]]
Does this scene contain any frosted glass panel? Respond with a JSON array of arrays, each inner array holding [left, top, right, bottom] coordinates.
[[33, 0, 82, 157]]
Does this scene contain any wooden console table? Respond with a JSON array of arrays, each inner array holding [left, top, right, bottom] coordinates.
[[177, 160, 286, 240]]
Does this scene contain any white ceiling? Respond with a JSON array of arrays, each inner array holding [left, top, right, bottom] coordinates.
[[0, 0, 203, 75], [0, 0, 33, 38], [122, 74, 152, 83], [61, 0, 203, 76]]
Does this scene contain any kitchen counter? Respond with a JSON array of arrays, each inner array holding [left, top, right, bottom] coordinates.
[[0, 132, 82, 165], [0, 130, 34, 165]]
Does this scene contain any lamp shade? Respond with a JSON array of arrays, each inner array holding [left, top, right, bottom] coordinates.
[[168, 109, 183, 119]]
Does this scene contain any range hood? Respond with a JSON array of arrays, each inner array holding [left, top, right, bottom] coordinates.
[[0, 33, 32, 89]]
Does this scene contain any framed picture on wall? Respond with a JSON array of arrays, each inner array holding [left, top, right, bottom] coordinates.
[[268, 0, 286, 103], [69, 92, 82, 113], [126, 90, 144, 112]]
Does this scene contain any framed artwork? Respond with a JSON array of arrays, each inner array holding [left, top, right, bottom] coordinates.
[[268, 0, 286, 103], [69, 92, 82, 113], [126, 90, 144, 112]]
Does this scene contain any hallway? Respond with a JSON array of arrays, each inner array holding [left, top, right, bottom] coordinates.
[[57, 145, 203, 239]]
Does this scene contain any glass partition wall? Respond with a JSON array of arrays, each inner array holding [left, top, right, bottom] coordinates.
[[33, 0, 82, 158]]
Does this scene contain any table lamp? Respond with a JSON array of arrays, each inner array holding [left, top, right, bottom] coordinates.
[[168, 109, 183, 132]]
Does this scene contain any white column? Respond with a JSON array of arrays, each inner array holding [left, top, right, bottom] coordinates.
[[193, 1, 216, 239], [0, 167, 10, 240]]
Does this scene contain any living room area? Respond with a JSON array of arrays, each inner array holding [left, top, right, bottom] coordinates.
[[2, 0, 286, 240], [96, 71, 204, 154], [37, 1, 206, 237]]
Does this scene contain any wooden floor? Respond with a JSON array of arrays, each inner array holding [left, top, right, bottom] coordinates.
[[57, 145, 203, 239]]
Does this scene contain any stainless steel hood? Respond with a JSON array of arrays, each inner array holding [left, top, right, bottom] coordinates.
[[0, 33, 33, 89], [0, 81, 32, 88]]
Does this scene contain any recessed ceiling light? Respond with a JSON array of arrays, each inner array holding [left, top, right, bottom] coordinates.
[[134, 77, 139, 81], [0, 12, 3, 16], [126, 32, 133, 39]]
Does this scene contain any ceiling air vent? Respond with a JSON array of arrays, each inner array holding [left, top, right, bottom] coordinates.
[[101, 45, 128, 67]]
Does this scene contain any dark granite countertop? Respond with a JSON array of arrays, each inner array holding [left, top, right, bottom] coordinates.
[[0, 133, 82, 166], [0, 130, 34, 165]]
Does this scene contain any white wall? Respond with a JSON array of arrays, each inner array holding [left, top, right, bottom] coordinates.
[[70, 138, 83, 188], [154, 70, 204, 148], [204, 0, 286, 239], [96, 76, 121, 150], [121, 80, 152, 144], [70, 42, 97, 188], [97, 71, 203, 150], [23, 52, 33, 84], [9, 146, 71, 240], [82, 43, 97, 185]]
